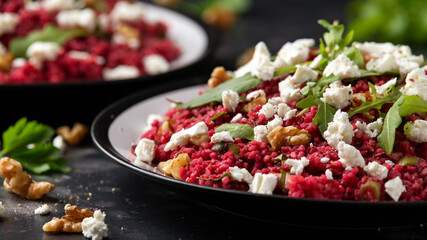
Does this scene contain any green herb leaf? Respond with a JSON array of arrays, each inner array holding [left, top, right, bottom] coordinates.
[[215, 123, 254, 141], [312, 74, 341, 95], [176, 73, 262, 109], [318, 19, 345, 51], [342, 46, 364, 67], [211, 111, 228, 121], [377, 98, 403, 154], [9, 24, 88, 58], [398, 95, 427, 117], [274, 65, 297, 76], [313, 100, 338, 134]]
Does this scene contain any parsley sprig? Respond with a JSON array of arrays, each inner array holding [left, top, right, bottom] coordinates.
[[0, 118, 70, 174]]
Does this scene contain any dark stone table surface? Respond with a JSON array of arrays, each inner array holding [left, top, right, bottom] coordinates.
[[1, 0, 426, 239]]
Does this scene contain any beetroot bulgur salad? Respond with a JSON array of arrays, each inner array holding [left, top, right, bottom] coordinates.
[[131, 20, 427, 202], [0, 0, 181, 84]]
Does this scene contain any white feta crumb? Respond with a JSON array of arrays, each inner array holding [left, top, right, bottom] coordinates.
[[82, 210, 108, 240], [103, 65, 140, 80], [321, 83, 353, 109], [34, 204, 50, 215], [110, 1, 145, 24], [363, 161, 388, 180], [53, 135, 66, 153], [143, 114, 163, 132], [222, 90, 240, 112], [11, 58, 27, 68], [385, 177, 406, 202], [230, 113, 243, 123], [228, 166, 253, 183], [112, 33, 140, 50], [134, 138, 156, 165], [287, 65, 318, 85], [266, 115, 283, 132], [324, 110, 354, 149], [41, 0, 74, 11], [235, 41, 275, 81], [259, 103, 277, 119], [211, 131, 234, 143], [26, 42, 61, 68], [404, 119, 427, 143], [0, 13, 19, 36], [277, 103, 296, 121], [254, 125, 268, 142], [337, 141, 365, 170], [278, 77, 303, 104], [246, 89, 266, 101], [248, 173, 277, 194], [323, 54, 361, 79], [267, 97, 283, 106], [374, 78, 397, 97], [57, 8, 97, 32], [68, 51, 105, 65], [164, 122, 208, 151], [142, 54, 170, 75], [400, 68, 427, 101], [320, 157, 330, 163], [366, 53, 399, 73], [0, 201, 4, 216], [285, 157, 310, 175], [309, 54, 323, 69], [274, 38, 315, 69], [325, 169, 333, 180], [355, 118, 383, 138], [385, 160, 395, 166]]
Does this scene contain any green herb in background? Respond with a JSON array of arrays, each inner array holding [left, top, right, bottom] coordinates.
[[347, 0, 427, 46], [0, 117, 70, 174]]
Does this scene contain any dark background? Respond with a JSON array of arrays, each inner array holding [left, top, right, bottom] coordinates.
[[1, 0, 426, 239]]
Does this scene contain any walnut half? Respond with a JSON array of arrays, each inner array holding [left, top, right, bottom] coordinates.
[[43, 204, 94, 232], [267, 126, 311, 151], [207, 66, 233, 89], [157, 152, 190, 180]]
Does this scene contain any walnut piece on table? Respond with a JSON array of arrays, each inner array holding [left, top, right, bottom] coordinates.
[[0, 157, 55, 200], [43, 204, 94, 232], [56, 122, 88, 146]]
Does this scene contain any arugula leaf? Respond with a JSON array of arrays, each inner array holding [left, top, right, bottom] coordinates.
[[0, 117, 69, 174], [211, 111, 228, 121], [296, 95, 337, 135], [176, 73, 262, 109], [342, 46, 364, 67], [215, 123, 254, 141], [377, 97, 403, 154], [9, 24, 88, 58], [312, 75, 341, 95], [398, 95, 427, 117], [318, 19, 354, 55], [274, 65, 297, 76]]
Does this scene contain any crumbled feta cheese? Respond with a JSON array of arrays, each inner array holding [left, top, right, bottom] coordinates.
[[337, 141, 365, 170], [385, 177, 406, 202], [400, 68, 427, 101], [26, 42, 61, 68], [323, 54, 361, 79], [112, 33, 140, 50], [363, 161, 388, 180], [229, 166, 253, 183], [309, 54, 323, 69], [320, 157, 330, 163], [211, 131, 234, 143], [34, 204, 50, 215], [285, 157, 310, 175], [110, 1, 145, 24], [274, 38, 315, 69], [404, 119, 427, 143], [254, 125, 268, 142], [366, 53, 399, 73], [267, 97, 283, 105], [222, 90, 240, 112], [11, 58, 26, 68], [134, 138, 156, 165], [321, 83, 353, 109], [385, 160, 395, 166], [324, 110, 354, 149], [0, 201, 4, 216], [143, 114, 163, 132], [25, 1, 42, 11], [230, 113, 243, 123], [41, 0, 74, 11], [53, 135, 66, 153], [266, 115, 283, 132], [69, 51, 105, 65], [325, 169, 333, 180], [142, 54, 170, 75], [235, 41, 275, 80], [103, 65, 140, 80], [278, 78, 303, 104], [57, 8, 97, 32], [164, 122, 208, 151], [0, 13, 19, 36], [355, 118, 383, 138], [374, 78, 396, 97], [82, 210, 109, 240], [246, 89, 266, 101], [287, 65, 318, 85], [248, 173, 277, 194], [277, 103, 296, 121], [259, 103, 276, 119]]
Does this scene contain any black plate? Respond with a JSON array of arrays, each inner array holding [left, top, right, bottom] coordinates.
[[0, 3, 217, 128], [91, 80, 427, 229]]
